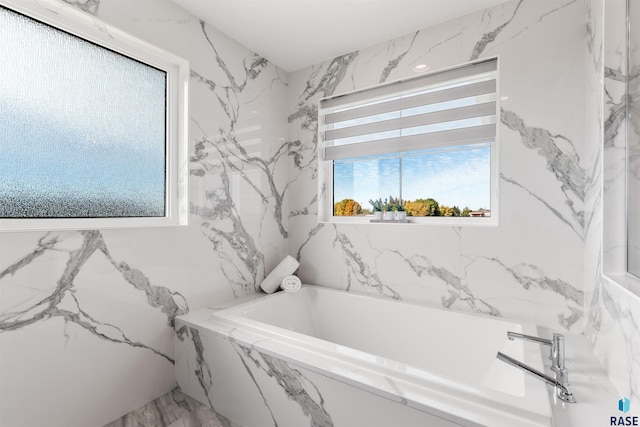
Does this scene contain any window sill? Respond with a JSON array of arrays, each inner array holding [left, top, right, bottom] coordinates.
[[603, 272, 640, 301], [321, 216, 498, 227]]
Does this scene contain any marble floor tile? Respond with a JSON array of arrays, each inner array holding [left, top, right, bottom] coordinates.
[[104, 388, 239, 427]]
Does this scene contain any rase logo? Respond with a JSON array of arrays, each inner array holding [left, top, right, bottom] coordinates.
[[611, 397, 638, 426]]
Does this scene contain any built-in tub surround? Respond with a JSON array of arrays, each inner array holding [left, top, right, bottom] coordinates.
[[288, 0, 586, 332], [176, 286, 554, 427], [0, 0, 289, 425]]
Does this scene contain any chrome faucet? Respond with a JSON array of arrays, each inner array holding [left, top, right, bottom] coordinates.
[[507, 331, 565, 372], [496, 332, 576, 403]]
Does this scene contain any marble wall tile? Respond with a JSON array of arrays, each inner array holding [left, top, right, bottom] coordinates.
[[288, 0, 586, 332], [583, 0, 604, 316], [584, 0, 640, 409], [600, 0, 628, 276], [0, 0, 288, 425], [587, 276, 640, 408]]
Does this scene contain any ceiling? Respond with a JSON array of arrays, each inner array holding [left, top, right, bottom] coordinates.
[[171, 0, 506, 72]]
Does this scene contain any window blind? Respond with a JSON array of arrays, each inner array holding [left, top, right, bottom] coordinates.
[[320, 58, 498, 161]]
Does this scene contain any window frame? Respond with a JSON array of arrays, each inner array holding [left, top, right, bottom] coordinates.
[[318, 57, 500, 226], [0, 0, 189, 232]]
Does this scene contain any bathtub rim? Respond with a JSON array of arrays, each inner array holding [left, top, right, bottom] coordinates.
[[178, 285, 554, 427]]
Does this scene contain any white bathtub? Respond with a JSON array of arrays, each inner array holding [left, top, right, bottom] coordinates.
[[175, 285, 553, 427]]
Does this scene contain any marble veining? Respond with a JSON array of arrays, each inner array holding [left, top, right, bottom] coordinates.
[[489, 258, 583, 305], [177, 317, 334, 427], [298, 53, 360, 104], [391, 249, 501, 316], [288, 53, 360, 180], [104, 388, 237, 427], [500, 173, 583, 239], [0, 230, 185, 363], [189, 20, 289, 296], [62, 0, 99, 15], [585, 2, 602, 74], [230, 339, 334, 427], [603, 69, 627, 151], [231, 344, 280, 426], [289, 192, 318, 219], [191, 164, 265, 297], [501, 109, 585, 232], [188, 327, 215, 407], [332, 227, 401, 299], [469, 0, 524, 61], [295, 223, 325, 261], [504, 1, 579, 45], [378, 31, 419, 83], [471, 256, 583, 328]]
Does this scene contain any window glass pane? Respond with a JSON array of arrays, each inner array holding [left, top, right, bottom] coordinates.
[[334, 156, 400, 216], [402, 144, 490, 216], [0, 6, 167, 218], [332, 143, 491, 217]]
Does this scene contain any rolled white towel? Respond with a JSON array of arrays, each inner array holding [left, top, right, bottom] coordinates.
[[259, 255, 299, 294], [281, 275, 302, 293]]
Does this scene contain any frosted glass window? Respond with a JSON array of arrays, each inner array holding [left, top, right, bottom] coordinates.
[[0, 2, 187, 227]]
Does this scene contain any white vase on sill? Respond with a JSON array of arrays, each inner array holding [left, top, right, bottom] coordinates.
[[373, 211, 383, 220], [396, 211, 406, 220], [383, 211, 395, 220]]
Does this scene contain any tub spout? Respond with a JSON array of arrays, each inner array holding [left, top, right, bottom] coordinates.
[[496, 351, 576, 403], [507, 331, 565, 373]]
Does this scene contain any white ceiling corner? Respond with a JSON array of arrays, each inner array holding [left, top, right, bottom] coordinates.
[[171, 0, 507, 72]]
